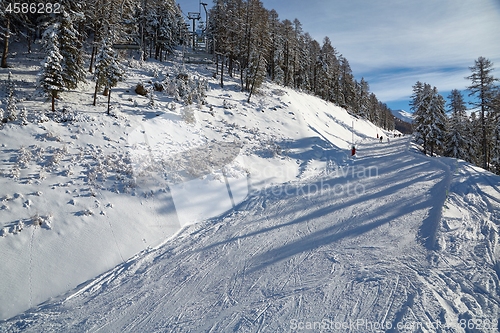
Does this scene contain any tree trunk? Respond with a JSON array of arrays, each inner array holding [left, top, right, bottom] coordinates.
[[27, 28, 32, 53], [78, 21, 85, 44], [107, 88, 111, 114], [215, 53, 219, 76], [481, 102, 487, 170], [93, 81, 99, 106], [220, 55, 224, 88], [1, 17, 10, 68], [240, 66, 244, 91], [89, 45, 97, 73], [247, 54, 262, 103], [155, 45, 159, 60]]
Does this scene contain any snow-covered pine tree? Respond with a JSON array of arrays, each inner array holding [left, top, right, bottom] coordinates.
[[267, 9, 282, 83], [5, 71, 17, 122], [155, 1, 176, 60], [86, 0, 139, 71], [304, 36, 319, 92], [412, 83, 446, 156], [339, 57, 356, 112], [367, 93, 380, 125], [39, 24, 65, 112], [355, 78, 370, 119], [411, 82, 431, 154], [142, 0, 181, 61], [6, 91, 17, 122], [426, 87, 447, 156], [445, 89, 469, 160], [58, 10, 86, 90], [315, 38, 333, 101], [93, 38, 125, 114], [19, 107, 28, 126]]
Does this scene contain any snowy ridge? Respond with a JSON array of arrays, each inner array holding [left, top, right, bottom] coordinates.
[[1, 54, 500, 331], [391, 109, 414, 123]]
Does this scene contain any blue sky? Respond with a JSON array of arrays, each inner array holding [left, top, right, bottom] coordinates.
[[176, 0, 500, 112]]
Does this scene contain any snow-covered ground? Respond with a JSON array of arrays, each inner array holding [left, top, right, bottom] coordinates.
[[1, 49, 500, 332]]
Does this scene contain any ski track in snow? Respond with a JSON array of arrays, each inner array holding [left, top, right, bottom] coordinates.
[[2, 137, 500, 332]]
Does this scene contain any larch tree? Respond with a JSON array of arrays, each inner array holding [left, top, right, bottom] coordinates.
[[467, 57, 498, 169], [267, 9, 282, 83], [492, 121, 500, 175], [209, 0, 233, 88], [281, 19, 295, 87], [491, 90, 500, 174], [244, 0, 269, 101]]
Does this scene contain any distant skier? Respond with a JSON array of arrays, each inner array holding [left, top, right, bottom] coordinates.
[[380, 136, 383, 143], [387, 137, 390, 143], [351, 145, 356, 156]]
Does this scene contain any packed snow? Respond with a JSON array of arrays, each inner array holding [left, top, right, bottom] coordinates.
[[1, 49, 500, 332]]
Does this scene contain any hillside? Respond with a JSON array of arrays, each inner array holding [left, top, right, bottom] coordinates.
[[0, 48, 380, 320], [391, 109, 414, 124], [1, 50, 500, 332]]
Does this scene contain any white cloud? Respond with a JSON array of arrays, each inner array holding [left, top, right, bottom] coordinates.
[[367, 67, 468, 102], [267, 0, 500, 102], [317, 1, 500, 68]]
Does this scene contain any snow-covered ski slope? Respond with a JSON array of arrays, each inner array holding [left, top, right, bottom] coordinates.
[[3, 137, 500, 332], [0, 52, 378, 320], [1, 53, 500, 331]]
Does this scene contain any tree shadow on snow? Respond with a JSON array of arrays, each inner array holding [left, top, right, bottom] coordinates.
[[196, 138, 451, 273]]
